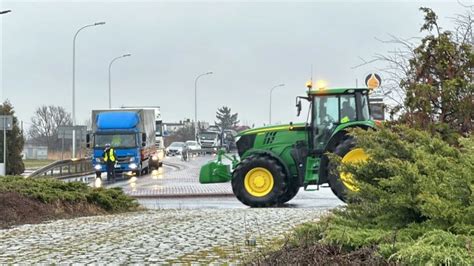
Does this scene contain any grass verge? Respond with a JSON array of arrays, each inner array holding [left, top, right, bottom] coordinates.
[[23, 159, 55, 169]]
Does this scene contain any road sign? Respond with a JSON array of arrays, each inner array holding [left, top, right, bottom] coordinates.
[[0, 115, 13, 130], [0, 115, 13, 176], [58, 125, 87, 140], [365, 73, 382, 89]]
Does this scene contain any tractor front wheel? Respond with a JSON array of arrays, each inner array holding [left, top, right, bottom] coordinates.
[[328, 137, 368, 202], [232, 155, 286, 207]]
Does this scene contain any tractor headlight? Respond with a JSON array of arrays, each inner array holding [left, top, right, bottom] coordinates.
[[129, 163, 138, 169], [94, 165, 101, 170], [129, 157, 135, 162], [95, 158, 101, 163]]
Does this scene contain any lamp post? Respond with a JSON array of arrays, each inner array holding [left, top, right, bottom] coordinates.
[[194, 71, 213, 140], [71, 21, 105, 158], [108, 53, 131, 109], [0, 9, 11, 175], [269, 83, 285, 124]]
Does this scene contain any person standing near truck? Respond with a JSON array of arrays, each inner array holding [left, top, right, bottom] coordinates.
[[103, 143, 117, 182]]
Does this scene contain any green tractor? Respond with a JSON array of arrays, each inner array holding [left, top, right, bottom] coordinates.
[[200, 82, 377, 207]]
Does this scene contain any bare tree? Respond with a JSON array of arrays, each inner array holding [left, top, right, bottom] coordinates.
[[28, 105, 72, 151]]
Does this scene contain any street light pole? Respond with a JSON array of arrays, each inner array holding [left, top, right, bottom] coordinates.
[[72, 21, 105, 158], [0, 10, 11, 175], [269, 83, 285, 124], [194, 71, 213, 140], [108, 54, 131, 109]]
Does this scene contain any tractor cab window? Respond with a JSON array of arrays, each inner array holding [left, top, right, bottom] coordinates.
[[340, 95, 357, 123], [313, 96, 339, 151], [359, 92, 370, 121]]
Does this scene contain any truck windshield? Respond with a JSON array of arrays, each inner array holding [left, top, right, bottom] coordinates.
[[200, 132, 218, 140], [95, 134, 136, 148]]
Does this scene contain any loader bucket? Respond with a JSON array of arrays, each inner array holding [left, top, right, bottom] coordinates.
[[199, 161, 232, 183]]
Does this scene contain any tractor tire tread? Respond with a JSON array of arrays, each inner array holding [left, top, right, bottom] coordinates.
[[327, 137, 356, 202], [232, 154, 287, 207]]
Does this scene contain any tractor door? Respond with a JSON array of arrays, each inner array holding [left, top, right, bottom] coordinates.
[[312, 94, 359, 153], [312, 95, 340, 153]]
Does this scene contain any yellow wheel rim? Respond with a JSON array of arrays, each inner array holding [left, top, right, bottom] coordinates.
[[340, 148, 368, 192], [244, 167, 274, 197]]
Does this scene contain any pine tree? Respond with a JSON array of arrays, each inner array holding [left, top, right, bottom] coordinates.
[[0, 101, 25, 175], [215, 106, 239, 130]]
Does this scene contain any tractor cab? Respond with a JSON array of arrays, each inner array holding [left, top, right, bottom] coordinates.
[[296, 81, 372, 153], [310, 88, 370, 153]]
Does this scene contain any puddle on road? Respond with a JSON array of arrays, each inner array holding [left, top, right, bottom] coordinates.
[[151, 168, 164, 179]]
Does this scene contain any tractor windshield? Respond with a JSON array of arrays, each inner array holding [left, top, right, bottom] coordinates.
[[312, 92, 364, 151]]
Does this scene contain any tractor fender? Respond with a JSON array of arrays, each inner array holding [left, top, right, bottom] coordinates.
[[318, 124, 374, 185], [241, 149, 291, 179]]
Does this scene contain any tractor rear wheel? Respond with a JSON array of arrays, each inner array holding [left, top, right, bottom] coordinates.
[[232, 155, 286, 207], [277, 181, 300, 204], [328, 137, 368, 202]]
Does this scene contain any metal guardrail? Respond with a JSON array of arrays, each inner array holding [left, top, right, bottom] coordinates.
[[28, 157, 94, 180]]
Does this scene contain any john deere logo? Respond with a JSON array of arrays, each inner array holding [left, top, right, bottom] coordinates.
[[365, 73, 381, 89]]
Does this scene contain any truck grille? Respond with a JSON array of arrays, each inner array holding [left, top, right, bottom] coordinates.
[[117, 156, 133, 163]]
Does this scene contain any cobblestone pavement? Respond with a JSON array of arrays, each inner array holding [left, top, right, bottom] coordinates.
[[0, 207, 335, 264], [105, 155, 234, 197]]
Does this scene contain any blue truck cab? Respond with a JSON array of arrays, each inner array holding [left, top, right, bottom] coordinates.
[[87, 109, 158, 179]]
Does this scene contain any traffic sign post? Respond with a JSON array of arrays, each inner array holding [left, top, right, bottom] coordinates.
[[0, 115, 13, 176]]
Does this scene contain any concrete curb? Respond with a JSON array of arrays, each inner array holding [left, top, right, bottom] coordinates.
[[128, 192, 234, 199]]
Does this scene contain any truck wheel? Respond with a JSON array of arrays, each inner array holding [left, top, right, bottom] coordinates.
[[135, 169, 141, 177], [232, 155, 286, 207], [327, 137, 368, 202], [277, 181, 300, 204]]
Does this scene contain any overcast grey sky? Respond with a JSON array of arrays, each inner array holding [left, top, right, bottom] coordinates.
[[0, 0, 468, 129]]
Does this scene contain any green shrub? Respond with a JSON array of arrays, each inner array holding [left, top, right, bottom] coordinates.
[[294, 125, 474, 264], [0, 176, 138, 213], [86, 187, 138, 212]]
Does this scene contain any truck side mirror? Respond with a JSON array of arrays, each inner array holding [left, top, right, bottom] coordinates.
[[86, 134, 91, 148], [296, 99, 302, 117], [142, 133, 147, 147]]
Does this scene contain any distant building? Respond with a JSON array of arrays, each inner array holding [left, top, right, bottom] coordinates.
[[22, 145, 48, 160]]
